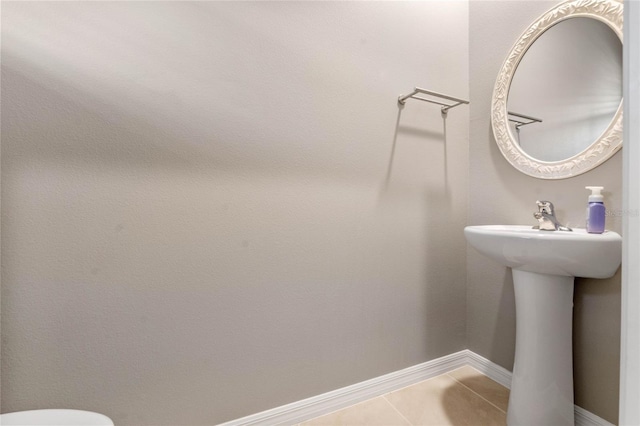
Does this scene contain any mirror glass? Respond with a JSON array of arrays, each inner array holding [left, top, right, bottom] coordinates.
[[507, 17, 622, 162]]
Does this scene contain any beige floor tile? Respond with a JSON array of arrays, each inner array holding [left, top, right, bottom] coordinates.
[[384, 374, 507, 426], [300, 397, 411, 426], [447, 366, 510, 412]]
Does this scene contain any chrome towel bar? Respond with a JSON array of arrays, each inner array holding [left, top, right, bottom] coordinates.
[[397, 87, 469, 114]]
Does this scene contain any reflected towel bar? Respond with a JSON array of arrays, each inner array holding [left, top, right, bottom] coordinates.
[[397, 87, 469, 114], [508, 111, 543, 130]]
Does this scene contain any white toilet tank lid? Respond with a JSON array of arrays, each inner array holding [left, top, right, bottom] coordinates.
[[0, 409, 114, 425]]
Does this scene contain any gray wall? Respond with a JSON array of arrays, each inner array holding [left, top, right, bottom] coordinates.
[[1, 2, 469, 425], [469, 1, 621, 423]]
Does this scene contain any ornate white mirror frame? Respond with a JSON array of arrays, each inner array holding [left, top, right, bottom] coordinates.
[[491, 0, 623, 179]]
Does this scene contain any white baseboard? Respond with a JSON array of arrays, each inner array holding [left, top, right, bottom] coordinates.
[[463, 350, 513, 389], [574, 406, 615, 426], [219, 350, 469, 426], [220, 349, 613, 426]]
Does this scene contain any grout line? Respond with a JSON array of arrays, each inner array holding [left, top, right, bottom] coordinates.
[[381, 394, 415, 426], [446, 372, 508, 414], [296, 399, 370, 425]]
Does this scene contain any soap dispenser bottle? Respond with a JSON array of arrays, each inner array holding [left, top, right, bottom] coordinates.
[[586, 186, 606, 234]]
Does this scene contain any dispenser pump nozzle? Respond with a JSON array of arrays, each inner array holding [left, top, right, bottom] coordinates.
[[586, 186, 604, 202]]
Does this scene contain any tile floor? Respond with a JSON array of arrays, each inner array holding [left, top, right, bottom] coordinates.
[[298, 366, 509, 426]]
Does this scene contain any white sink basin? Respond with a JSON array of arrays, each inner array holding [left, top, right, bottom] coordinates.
[[464, 224, 621, 426], [464, 225, 621, 278]]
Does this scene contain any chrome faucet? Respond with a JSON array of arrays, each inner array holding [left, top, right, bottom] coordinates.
[[533, 200, 572, 231]]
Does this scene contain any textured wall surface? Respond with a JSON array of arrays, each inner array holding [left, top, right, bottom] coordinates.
[[1, 2, 469, 424], [468, 2, 621, 423]]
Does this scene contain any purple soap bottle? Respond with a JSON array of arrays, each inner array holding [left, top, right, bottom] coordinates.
[[585, 186, 606, 234]]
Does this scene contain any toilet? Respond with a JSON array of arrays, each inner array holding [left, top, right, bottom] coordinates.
[[0, 409, 113, 425]]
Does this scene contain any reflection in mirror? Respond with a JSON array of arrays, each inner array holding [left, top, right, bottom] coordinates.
[[508, 17, 622, 162]]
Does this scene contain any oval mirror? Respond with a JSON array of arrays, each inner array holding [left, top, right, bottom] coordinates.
[[491, 0, 623, 179]]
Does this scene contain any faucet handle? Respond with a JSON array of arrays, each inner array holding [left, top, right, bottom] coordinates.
[[536, 200, 554, 214]]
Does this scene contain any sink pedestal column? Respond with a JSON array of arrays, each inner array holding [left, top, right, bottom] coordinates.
[[508, 269, 575, 426]]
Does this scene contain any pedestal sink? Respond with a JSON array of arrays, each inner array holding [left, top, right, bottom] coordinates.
[[464, 225, 622, 426]]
